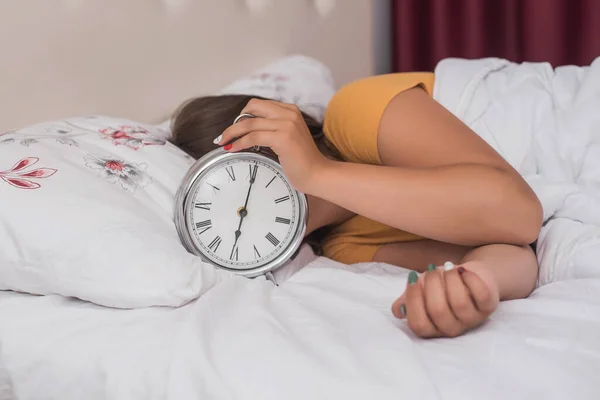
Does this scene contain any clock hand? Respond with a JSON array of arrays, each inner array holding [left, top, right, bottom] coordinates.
[[230, 229, 241, 259], [230, 164, 258, 258]]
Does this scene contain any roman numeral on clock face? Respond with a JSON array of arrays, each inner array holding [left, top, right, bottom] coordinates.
[[225, 166, 236, 181], [195, 219, 212, 235], [195, 202, 211, 210], [274, 195, 290, 204], [265, 232, 280, 246], [230, 246, 239, 261], [208, 235, 222, 252], [275, 217, 291, 225], [248, 164, 258, 182]]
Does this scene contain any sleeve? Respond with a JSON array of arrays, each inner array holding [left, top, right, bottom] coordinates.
[[323, 72, 435, 165]]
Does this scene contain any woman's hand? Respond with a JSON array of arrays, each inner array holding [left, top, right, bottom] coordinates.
[[392, 263, 500, 338], [215, 99, 330, 194]]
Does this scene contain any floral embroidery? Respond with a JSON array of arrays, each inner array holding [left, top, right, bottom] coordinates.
[[99, 125, 165, 150], [84, 154, 152, 193], [0, 157, 58, 189], [20, 139, 38, 147]]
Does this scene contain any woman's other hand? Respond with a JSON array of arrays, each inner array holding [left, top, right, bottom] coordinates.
[[215, 99, 330, 194], [392, 262, 500, 338]]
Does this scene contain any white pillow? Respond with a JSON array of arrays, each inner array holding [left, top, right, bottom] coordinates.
[[0, 116, 231, 308], [0, 55, 335, 308], [157, 55, 336, 131], [218, 55, 336, 122]]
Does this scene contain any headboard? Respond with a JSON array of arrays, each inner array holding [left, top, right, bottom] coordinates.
[[0, 0, 380, 132]]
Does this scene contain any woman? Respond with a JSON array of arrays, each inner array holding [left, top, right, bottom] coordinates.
[[171, 73, 542, 338]]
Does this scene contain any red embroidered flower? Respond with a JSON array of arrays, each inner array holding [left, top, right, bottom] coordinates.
[[99, 125, 165, 150], [105, 160, 125, 171], [0, 157, 58, 190], [84, 154, 152, 193]]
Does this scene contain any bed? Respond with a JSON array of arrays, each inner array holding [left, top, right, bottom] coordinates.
[[1, 1, 600, 400]]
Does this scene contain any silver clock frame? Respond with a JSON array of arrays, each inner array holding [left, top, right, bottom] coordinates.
[[174, 147, 308, 279]]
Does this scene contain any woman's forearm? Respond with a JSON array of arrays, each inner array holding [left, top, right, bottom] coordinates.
[[461, 244, 538, 301], [310, 160, 542, 246], [305, 194, 355, 236]]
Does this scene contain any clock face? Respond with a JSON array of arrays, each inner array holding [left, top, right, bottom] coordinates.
[[185, 156, 302, 271]]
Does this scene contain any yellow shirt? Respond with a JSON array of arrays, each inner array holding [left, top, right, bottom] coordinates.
[[321, 72, 435, 264]]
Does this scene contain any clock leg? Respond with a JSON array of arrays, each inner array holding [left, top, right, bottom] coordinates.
[[265, 271, 279, 287]]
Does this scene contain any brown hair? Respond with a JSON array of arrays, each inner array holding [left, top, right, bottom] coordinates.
[[170, 94, 340, 161], [169, 94, 341, 255]]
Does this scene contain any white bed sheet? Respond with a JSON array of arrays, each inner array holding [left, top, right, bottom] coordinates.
[[1, 252, 599, 400]]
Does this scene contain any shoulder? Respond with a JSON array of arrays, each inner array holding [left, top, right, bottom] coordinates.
[[323, 73, 435, 164]]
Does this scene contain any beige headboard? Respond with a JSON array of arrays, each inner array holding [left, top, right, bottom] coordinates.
[[0, 0, 381, 132]]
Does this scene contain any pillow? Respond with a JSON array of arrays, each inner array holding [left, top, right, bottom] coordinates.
[[0, 116, 231, 308], [0, 55, 336, 308], [157, 55, 336, 131], [218, 55, 336, 122]]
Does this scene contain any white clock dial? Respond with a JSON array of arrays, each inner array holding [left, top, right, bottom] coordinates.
[[186, 158, 300, 270]]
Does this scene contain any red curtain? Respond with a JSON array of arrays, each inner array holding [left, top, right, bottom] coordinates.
[[392, 0, 600, 72]]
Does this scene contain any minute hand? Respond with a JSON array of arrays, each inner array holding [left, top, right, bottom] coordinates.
[[230, 164, 258, 258]]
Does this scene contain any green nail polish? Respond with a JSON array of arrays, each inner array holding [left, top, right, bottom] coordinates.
[[427, 263, 436, 271], [400, 304, 407, 316], [408, 271, 418, 285]]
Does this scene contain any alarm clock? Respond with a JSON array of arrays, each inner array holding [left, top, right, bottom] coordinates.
[[174, 115, 308, 284]]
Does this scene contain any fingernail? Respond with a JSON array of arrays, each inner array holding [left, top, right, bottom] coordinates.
[[213, 134, 222, 145], [408, 271, 418, 285], [224, 144, 233, 151], [399, 304, 407, 316], [444, 261, 455, 271], [457, 266, 465, 275], [427, 263, 436, 272]]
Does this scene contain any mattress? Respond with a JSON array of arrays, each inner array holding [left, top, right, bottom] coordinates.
[[0, 252, 599, 400]]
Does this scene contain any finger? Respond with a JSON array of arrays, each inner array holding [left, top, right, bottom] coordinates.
[[240, 98, 297, 120], [459, 267, 497, 315], [405, 271, 441, 338], [445, 268, 483, 327], [392, 271, 427, 318], [225, 130, 279, 152], [268, 101, 300, 112], [219, 118, 285, 145], [391, 295, 405, 318], [424, 269, 465, 337]]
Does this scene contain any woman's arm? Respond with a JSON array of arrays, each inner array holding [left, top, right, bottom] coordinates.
[[460, 244, 538, 301], [305, 195, 354, 236], [379, 240, 538, 300], [311, 88, 542, 246], [312, 162, 539, 246], [387, 242, 538, 338]]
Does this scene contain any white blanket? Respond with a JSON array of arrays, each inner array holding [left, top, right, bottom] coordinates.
[[434, 57, 600, 286], [1, 58, 600, 399]]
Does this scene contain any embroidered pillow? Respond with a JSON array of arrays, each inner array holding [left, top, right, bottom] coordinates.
[[0, 116, 230, 308]]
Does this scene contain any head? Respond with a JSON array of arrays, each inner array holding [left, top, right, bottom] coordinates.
[[169, 94, 340, 255], [170, 94, 339, 161]]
